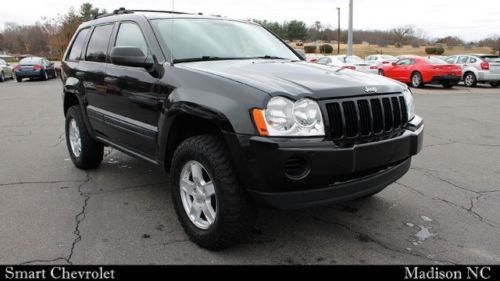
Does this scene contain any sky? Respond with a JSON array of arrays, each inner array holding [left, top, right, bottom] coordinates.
[[1, 0, 499, 41]]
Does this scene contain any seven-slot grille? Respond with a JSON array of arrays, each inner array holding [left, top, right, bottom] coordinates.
[[325, 93, 408, 140]]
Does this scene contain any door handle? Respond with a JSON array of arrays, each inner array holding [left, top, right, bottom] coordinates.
[[104, 77, 118, 84], [129, 95, 161, 110]]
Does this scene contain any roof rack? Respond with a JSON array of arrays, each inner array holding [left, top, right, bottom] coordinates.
[[94, 7, 200, 19]]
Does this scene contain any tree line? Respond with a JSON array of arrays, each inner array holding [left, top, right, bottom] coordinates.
[[1, 8, 499, 59], [0, 3, 106, 59]]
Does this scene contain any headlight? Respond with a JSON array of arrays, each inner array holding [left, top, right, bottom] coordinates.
[[402, 88, 415, 121], [253, 97, 325, 136]]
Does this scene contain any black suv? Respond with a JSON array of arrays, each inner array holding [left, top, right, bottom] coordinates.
[[61, 8, 423, 249]]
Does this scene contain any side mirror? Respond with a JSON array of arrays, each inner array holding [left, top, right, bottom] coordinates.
[[110, 47, 154, 69]]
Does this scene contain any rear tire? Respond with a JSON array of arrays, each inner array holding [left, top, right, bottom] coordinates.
[[490, 82, 499, 88], [0, 72, 4, 82], [41, 71, 48, 81], [65, 106, 104, 169], [410, 72, 423, 88], [171, 134, 256, 250], [464, 72, 477, 87], [16, 77, 22, 82]]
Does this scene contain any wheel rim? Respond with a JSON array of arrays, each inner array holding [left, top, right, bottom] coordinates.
[[412, 74, 420, 87], [69, 119, 82, 158], [44, 72, 48, 80], [465, 74, 474, 86], [179, 161, 217, 230]]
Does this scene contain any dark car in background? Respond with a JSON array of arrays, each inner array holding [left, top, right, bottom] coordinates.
[[14, 57, 57, 82], [0, 58, 15, 82]]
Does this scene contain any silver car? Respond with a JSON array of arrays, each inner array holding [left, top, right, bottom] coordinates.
[[0, 59, 15, 82], [445, 54, 500, 87]]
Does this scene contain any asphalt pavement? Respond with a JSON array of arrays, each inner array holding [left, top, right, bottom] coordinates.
[[0, 78, 499, 264]]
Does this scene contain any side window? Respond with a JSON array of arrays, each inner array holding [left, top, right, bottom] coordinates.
[[457, 56, 468, 64], [445, 56, 456, 64], [67, 28, 90, 61], [115, 22, 149, 56], [396, 59, 409, 66], [469, 57, 477, 64], [85, 24, 114, 63]]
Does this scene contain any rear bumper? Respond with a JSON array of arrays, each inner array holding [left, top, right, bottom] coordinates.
[[430, 75, 461, 84], [226, 116, 424, 209], [477, 72, 500, 82], [15, 70, 42, 78]]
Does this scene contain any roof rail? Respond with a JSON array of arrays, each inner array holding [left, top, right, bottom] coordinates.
[[94, 7, 199, 19]]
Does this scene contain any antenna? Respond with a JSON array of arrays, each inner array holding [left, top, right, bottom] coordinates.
[[170, 0, 175, 65]]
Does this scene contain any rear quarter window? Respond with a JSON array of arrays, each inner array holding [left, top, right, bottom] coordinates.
[[67, 28, 90, 61]]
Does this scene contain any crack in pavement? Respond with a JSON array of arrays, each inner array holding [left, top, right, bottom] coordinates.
[[50, 133, 65, 147], [425, 132, 500, 148], [20, 257, 70, 265], [395, 182, 500, 230], [67, 171, 91, 264], [85, 181, 169, 195], [310, 214, 456, 265], [0, 180, 89, 188]]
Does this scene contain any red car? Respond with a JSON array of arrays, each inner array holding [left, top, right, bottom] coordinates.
[[379, 56, 462, 88]]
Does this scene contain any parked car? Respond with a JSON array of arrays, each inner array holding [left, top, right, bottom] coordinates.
[[337, 55, 379, 74], [379, 56, 462, 88], [14, 57, 57, 82], [316, 55, 378, 74], [445, 54, 500, 87], [365, 54, 398, 68], [61, 8, 423, 249], [305, 53, 324, 63], [0, 58, 15, 82]]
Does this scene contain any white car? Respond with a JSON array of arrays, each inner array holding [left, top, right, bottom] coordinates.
[[365, 54, 398, 68], [334, 55, 378, 74], [445, 54, 500, 87]]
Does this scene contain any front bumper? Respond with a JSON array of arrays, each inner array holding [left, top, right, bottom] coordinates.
[[227, 117, 423, 209]]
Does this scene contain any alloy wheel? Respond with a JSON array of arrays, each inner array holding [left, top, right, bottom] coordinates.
[[68, 118, 82, 158], [179, 160, 217, 230]]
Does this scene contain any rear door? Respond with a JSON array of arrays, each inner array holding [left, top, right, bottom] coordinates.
[[79, 23, 115, 139]]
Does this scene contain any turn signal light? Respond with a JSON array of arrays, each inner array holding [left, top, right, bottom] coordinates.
[[252, 109, 269, 136]]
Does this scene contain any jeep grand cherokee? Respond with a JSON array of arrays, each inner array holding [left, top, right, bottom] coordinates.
[[61, 8, 424, 249]]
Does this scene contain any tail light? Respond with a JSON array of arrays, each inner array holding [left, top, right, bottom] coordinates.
[[342, 65, 356, 70], [481, 61, 489, 70], [33, 64, 43, 70], [370, 65, 377, 69], [14, 65, 21, 71]]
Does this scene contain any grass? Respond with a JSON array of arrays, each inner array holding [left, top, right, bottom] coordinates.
[[292, 43, 495, 58]]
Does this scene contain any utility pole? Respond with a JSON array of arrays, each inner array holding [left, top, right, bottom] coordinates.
[[337, 7, 340, 54], [347, 0, 353, 56]]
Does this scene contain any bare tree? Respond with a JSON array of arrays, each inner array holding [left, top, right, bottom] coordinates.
[[391, 25, 415, 47]]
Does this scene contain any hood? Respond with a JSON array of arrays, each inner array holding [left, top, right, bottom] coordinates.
[[178, 59, 405, 99]]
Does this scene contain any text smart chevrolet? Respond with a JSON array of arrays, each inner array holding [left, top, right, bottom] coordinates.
[[61, 9, 423, 249]]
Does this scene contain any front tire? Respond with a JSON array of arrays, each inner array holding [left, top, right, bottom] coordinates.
[[65, 106, 104, 169], [378, 69, 384, 76], [464, 72, 477, 87], [171, 134, 256, 250], [0, 72, 4, 82], [410, 72, 423, 88]]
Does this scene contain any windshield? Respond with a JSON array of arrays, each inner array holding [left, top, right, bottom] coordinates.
[[20, 57, 42, 65], [151, 19, 299, 63]]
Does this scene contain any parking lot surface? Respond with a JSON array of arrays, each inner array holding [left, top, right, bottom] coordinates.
[[0, 79, 499, 264]]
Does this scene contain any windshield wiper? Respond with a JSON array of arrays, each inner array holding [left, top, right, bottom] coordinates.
[[252, 55, 289, 60], [173, 56, 246, 63]]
